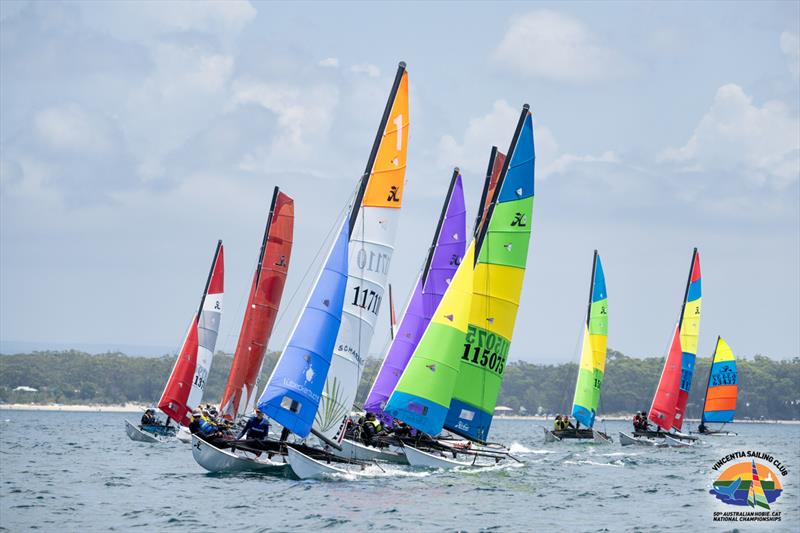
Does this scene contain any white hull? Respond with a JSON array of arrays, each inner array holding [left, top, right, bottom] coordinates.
[[619, 432, 663, 447], [191, 435, 289, 474], [176, 426, 192, 443], [403, 444, 494, 469], [328, 439, 407, 464], [125, 419, 163, 443], [592, 430, 612, 444], [664, 435, 694, 448], [286, 446, 362, 480], [543, 427, 559, 443]]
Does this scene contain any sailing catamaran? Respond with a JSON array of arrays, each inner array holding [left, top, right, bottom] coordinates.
[[327, 169, 467, 463], [620, 248, 701, 446], [545, 250, 611, 443], [219, 187, 294, 422], [386, 104, 535, 468], [191, 62, 409, 478], [126, 240, 224, 443], [694, 336, 738, 436]]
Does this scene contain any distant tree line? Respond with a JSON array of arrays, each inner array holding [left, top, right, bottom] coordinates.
[[0, 349, 797, 420]]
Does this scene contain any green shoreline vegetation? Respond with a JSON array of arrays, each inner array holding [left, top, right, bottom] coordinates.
[[0, 349, 797, 420]]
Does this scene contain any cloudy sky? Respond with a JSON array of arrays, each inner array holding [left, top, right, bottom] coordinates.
[[1, 1, 798, 364]]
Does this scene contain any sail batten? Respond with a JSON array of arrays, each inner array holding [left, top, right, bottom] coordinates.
[[364, 170, 466, 423], [571, 251, 608, 428], [220, 188, 294, 420]]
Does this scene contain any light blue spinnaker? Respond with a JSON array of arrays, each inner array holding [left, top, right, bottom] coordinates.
[[257, 219, 349, 438]]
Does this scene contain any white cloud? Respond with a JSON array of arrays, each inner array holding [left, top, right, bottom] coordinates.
[[492, 10, 626, 83], [232, 79, 339, 165], [318, 57, 339, 68], [33, 104, 116, 156], [780, 31, 799, 80], [350, 63, 380, 77], [544, 151, 620, 177], [659, 84, 800, 189]]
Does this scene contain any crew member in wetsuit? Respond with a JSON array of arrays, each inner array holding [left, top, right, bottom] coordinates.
[[238, 408, 271, 445], [141, 408, 158, 426], [564, 415, 576, 430], [393, 419, 411, 438], [553, 415, 563, 431], [361, 412, 383, 446], [698, 421, 708, 434], [189, 410, 225, 445]]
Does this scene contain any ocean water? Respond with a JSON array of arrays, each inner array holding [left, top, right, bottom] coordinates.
[[1, 411, 798, 532]]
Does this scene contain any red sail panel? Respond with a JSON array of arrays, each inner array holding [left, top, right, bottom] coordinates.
[[219, 192, 294, 420], [158, 316, 199, 426], [648, 325, 683, 431], [476, 150, 506, 234]]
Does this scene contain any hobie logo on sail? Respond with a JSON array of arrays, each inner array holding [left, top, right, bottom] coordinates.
[[709, 453, 787, 523]]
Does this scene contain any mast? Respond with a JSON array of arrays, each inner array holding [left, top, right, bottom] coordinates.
[[586, 250, 598, 327], [473, 148, 497, 237], [474, 104, 529, 263], [254, 187, 280, 288], [422, 168, 460, 286], [197, 240, 223, 318], [702, 335, 721, 424], [348, 62, 407, 238]]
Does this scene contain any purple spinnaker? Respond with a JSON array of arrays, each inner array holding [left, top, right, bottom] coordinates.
[[364, 171, 466, 423]]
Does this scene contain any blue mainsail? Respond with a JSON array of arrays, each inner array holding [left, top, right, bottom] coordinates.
[[257, 219, 349, 438]]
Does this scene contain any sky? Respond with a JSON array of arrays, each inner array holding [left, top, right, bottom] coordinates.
[[1, 1, 798, 363]]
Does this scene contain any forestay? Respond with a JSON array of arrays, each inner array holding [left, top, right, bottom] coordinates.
[[571, 251, 608, 429], [444, 106, 536, 443], [313, 63, 409, 445], [364, 170, 466, 424]]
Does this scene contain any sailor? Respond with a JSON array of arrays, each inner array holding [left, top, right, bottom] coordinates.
[[361, 412, 383, 445], [563, 415, 576, 430], [189, 410, 225, 443], [141, 408, 158, 427], [393, 419, 411, 438], [553, 415, 562, 431], [698, 421, 708, 434], [238, 408, 271, 442]]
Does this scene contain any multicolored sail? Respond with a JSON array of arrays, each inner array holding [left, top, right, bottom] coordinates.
[[257, 219, 349, 438], [702, 336, 737, 423], [648, 324, 683, 431], [747, 460, 770, 509], [159, 240, 224, 425], [673, 248, 701, 430], [570, 250, 608, 428], [444, 105, 536, 442], [384, 242, 476, 435], [313, 62, 409, 445], [364, 170, 467, 423], [220, 188, 294, 421]]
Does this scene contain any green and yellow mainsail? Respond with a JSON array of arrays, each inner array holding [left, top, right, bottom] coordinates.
[[384, 242, 476, 435], [570, 250, 608, 428], [443, 105, 535, 442]]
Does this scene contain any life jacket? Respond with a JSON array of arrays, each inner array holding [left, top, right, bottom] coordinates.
[[366, 419, 382, 433], [554, 419, 563, 431]]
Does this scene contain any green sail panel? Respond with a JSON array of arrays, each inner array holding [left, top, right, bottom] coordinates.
[[571, 251, 608, 428], [444, 108, 535, 442]]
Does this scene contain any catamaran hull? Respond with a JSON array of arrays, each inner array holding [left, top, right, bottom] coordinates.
[[619, 432, 664, 447], [176, 426, 192, 443], [191, 435, 290, 475], [328, 438, 408, 464], [633, 429, 697, 441], [125, 419, 165, 443], [402, 443, 496, 469], [664, 435, 695, 448], [286, 446, 363, 480], [543, 427, 612, 443]]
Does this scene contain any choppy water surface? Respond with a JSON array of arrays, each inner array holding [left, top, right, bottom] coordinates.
[[1, 411, 798, 532]]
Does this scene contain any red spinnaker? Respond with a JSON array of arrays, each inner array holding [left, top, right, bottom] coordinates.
[[219, 189, 294, 420], [158, 316, 199, 425], [648, 325, 683, 431]]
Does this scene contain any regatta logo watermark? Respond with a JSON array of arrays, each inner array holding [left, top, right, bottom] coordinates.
[[709, 452, 787, 523]]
